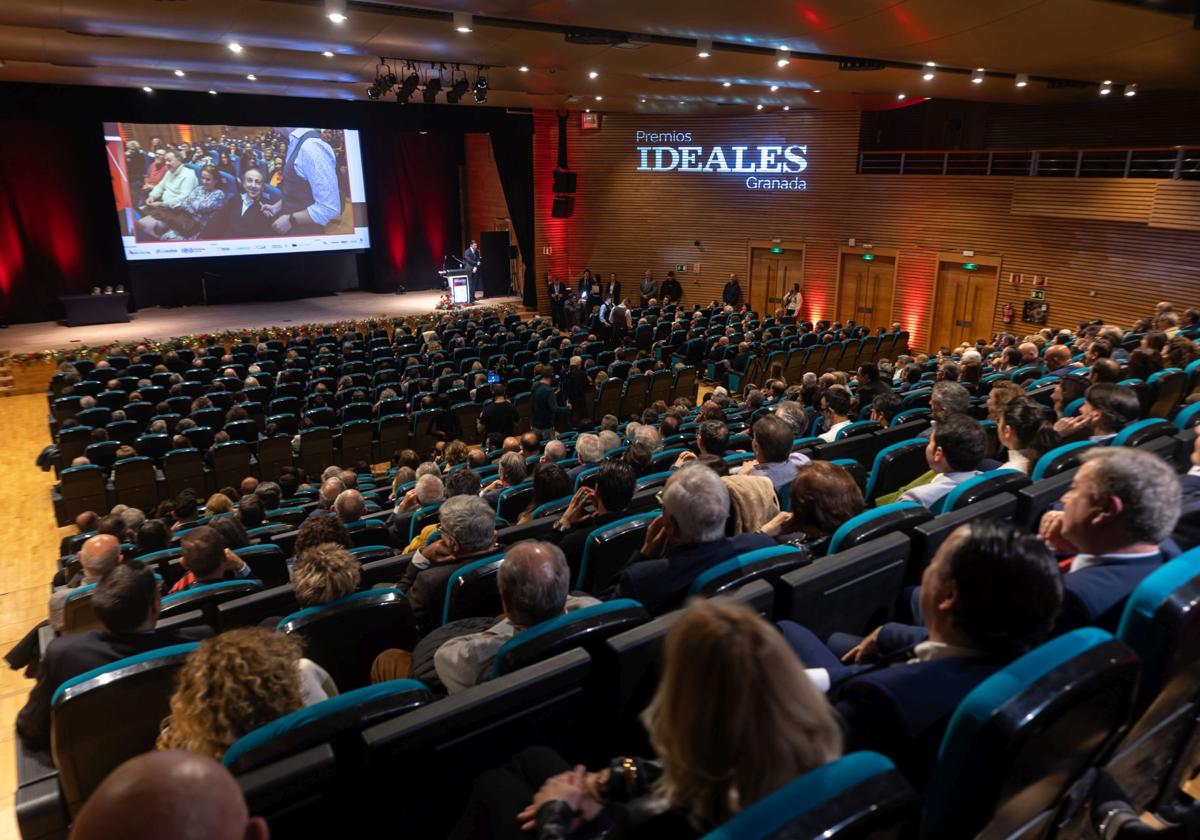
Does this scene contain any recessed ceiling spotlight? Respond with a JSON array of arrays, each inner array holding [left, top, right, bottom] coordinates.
[[897, 92, 906, 100], [1015, 73, 1029, 88], [208, 89, 217, 95], [722, 81, 731, 87], [770, 84, 779, 92], [453, 12, 472, 32], [678, 100, 685, 105], [783, 105, 790, 111], [813, 89, 821, 93], [588, 70, 598, 79], [923, 61, 935, 81], [971, 68, 985, 84], [228, 42, 243, 53], [595, 95, 603, 101], [174, 69, 185, 77], [322, 50, 334, 57], [756, 103, 764, 110], [247, 74, 257, 81], [325, 0, 347, 23], [142, 85, 153, 93], [1124, 82, 1137, 97], [640, 97, 646, 103], [697, 38, 712, 58], [519, 65, 529, 72], [775, 48, 790, 68], [585, 108, 591, 113], [1099, 79, 1113, 95]]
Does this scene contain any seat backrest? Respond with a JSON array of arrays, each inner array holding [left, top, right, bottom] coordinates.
[[828, 502, 932, 555], [909, 494, 1019, 584], [497, 480, 536, 522], [278, 589, 419, 691], [689, 545, 812, 597], [1014, 467, 1077, 532], [223, 679, 434, 775], [1111, 417, 1176, 448], [1031, 440, 1099, 481], [51, 643, 199, 815], [442, 552, 505, 625], [61, 584, 103, 634], [863, 439, 929, 504], [161, 579, 265, 628], [922, 629, 1139, 839], [778, 532, 910, 639], [217, 584, 301, 631], [931, 470, 1030, 514], [576, 510, 660, 592], [492, 599, 650, 678], [700, 752, 919, 840], [233, 544, 290, 588]]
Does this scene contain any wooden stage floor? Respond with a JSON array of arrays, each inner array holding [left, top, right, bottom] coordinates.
[[0, 291, 525, 355]]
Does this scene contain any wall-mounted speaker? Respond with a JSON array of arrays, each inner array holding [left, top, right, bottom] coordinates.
[[551, 195, 575, 218], [553, 169, 577, 194]]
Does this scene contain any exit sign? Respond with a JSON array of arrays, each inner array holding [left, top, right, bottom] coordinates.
[[674, 263, 689, 273]]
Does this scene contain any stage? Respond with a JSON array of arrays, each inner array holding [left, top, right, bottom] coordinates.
[[0, 291, 526, 355]]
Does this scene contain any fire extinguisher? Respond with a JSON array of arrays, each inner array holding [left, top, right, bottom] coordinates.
[[1003, 302, 1014, 324]]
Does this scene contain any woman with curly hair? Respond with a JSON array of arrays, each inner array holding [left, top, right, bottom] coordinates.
[[158, 628, 336, 760]]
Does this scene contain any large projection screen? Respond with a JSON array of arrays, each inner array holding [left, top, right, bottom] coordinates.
[[104, 123, 369, 261]]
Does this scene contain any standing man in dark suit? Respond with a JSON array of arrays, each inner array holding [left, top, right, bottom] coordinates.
[[200, 167, 274, 239], [779, 519, 1062, 788], [604, 272, 622, 308], [660, 270, 682, 304], [464, 240, 482, 302], [722, 273, 743, 308], [606, 464, 774, 613], [17, 561, 211, 750], [563, 355, 591, 428], [547, 274, 568, 328]]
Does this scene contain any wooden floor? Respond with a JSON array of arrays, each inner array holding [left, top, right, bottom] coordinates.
[[0, 394, 66, 840]]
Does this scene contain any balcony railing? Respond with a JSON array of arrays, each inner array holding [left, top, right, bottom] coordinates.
[[858, 147, 1200, 180]]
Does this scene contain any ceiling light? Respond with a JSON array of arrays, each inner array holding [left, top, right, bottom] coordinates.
[[1124, 82, 1137, 97], [174, 69, 185, 77], [756, 103, 764, 110], [1099, 79, 1113, 95], [246, 74, 256, 81], [678, 100, 685, 105], [640, 98, 647, 103], [142, 85, 153, 93], [813, 89, 821, 93], [228, 42, 243, 53], [519, 65, 529, 72], [971, 68, 985, 84], [897, 92, 906, 100], [322, 50, 334, 57], [594, 95, 603, 101], [722, 81, 731, 87], [325, 0, 346, 23], [588, 70, 598, 79], [453, 12, 472, 32], [770, 84, 779, 92], [208, 89, 217, 95], [585, 108, 591, 113], [775, 48, 790, 68], [1015, 73, 1028, 88], [697, 38, 712, 58], [922, 61, 936, 81], [783, 105, 790, 111]]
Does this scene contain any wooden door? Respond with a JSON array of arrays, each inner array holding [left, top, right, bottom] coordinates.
[[836, 253, 896, 329], [930, 262, 999, 352], [749, 248, 803, 317]]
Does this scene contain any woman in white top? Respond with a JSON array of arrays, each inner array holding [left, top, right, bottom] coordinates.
[[997, 396, 1060, 475], [783, 283, 803, 317]]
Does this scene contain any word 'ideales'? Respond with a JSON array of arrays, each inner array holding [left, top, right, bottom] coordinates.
[[633, 131, 808, 191]]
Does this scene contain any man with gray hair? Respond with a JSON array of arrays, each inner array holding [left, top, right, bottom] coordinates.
[[388, 473, 445, 545], [398, 495, 499, 632], [607, 463, 774, 614], [599, 414, 620, 433], [542, 438, 567, 463], [917, 380, 972, 440], [632, 424, 663, 453], [598, 429, 622, 455], [431, 541, 600, 692], [482, 451, 527, 509], [333, 489, 365, 524], [307, 477, 345, 519], [1039, 446, 1181, 633], [49, 534, 122, 631], [570, 433, 602, 483]]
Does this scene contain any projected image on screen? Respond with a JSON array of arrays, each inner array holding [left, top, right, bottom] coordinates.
[[103, 122, 370, 261]]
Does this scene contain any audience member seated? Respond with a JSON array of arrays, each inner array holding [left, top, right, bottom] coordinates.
[[897, 414, 986, 509], [870, 392, 902, 428], [292, 542, 361, 606], [1039, 447, 1181, 632], [17, 561, 211, 750], [552, 461, 637, 559], [1053, 382, 1141, 444], [817, 386, 853, 442], [209, 514, 251, 551], [779, 519, 1062, 787], [396, 495, 499, 633], [483, 452, 528, 509], [519, 462, 572, 524], [205, 493, 234, 516], [758, 462, 865, 553], [997, 396, 1060, 475], [334, 488, 365, 524], [405, 468, 482, 553], [134, 518, 171, 557], [606, 463, 775, 613], [237, 493, 265, 529], [170, 491, 201, 532], [736, 414, 811, 490], [158, 627, 335, 760], [452, 599, 841, 839], [569, 433, 603, 483], [167, 525, 254, 594], [1173, 433, 1200, 552], [48, 533, 122, 632], [70, 750, 270, 840]]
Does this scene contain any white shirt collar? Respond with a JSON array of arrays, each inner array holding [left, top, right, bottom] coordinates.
[[1069, 550, 1160, 573], [911, 640, 985, 662]]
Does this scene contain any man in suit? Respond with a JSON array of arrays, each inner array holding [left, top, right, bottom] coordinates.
[[200, 166, 274, 239], [396, 495, 499, 634], [563, 355, 591, 428], [49, 533, 121, 632], [17, 561, 211, 750], [547, 275, 568, 328], [638, 270, 656, 307], [660, 270, 682, 304], [464, 240, 482, 300], [1039, 446, 1180, 632], [779, 519, 1063, 788], [1053, 382, 1141, 444], [606, 464, 774, 614], [722, 274, 743, 307], [604, 272, 622, 306], [1172, 432, 1200, 551]]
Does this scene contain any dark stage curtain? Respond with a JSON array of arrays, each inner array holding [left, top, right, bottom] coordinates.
[[489, 126, 536, 308], [0, 120, 122, 322], [368, 128, 463, 293]]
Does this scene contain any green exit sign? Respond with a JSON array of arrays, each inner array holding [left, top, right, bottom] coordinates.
[[674, 263, 689, 273], [963, 263, 977, 271], [769, 247, 784, 254], [862, 253, 875, 261]]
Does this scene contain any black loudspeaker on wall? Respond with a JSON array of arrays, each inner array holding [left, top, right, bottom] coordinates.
[[551, 195, 575, 218], [553, 169, 577, 193]]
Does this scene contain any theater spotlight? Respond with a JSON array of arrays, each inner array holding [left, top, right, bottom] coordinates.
[[922, 62, 935, 81], [396, 66, 420, 103], [1124, 82, 1137, 97], [423, 74, 442, 104], [697, 38, 712, 58], [325, 0, 347, 23], [446, 71, 470, 103], [474, 68, 488, 103], [1099, 79, 1113, 95], [1015, 73, 1029, 88], [366, 83, 381, 100], [453, 12, 473, 32], [971, 68, 985, 84]]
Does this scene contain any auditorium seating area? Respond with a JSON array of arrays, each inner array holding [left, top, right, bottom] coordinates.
[[11, 298, 1200, 838]]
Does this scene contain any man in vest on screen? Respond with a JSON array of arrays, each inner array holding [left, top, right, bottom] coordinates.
[[262, 127, 342, 236]]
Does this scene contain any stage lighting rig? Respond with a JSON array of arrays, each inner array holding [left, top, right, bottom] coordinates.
[[473, 66, 488, 103], [446, 66, 470, 103], [423, 65, 443, 104], [395, 63, 420, 103]]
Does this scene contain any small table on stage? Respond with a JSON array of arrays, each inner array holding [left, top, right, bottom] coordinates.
[[59, 293, 131, 327]]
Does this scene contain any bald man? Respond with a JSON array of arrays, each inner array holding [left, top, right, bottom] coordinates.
[[333, 489, 365, 524], [49, 534, 122, 632], [1018, 342, 1040, 365], [1044, 344, 1078, 377], [70, 750, 268, 840]]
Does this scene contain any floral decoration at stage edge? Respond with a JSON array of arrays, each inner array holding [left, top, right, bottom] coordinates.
[[10, 303, 518, 367]]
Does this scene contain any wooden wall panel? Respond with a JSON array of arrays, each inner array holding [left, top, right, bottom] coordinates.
[[1011, 180, 1155, 224], [464, 134, 510, 245], [530, 109, 1200, 353], [1151, 182, 1200, 232]]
